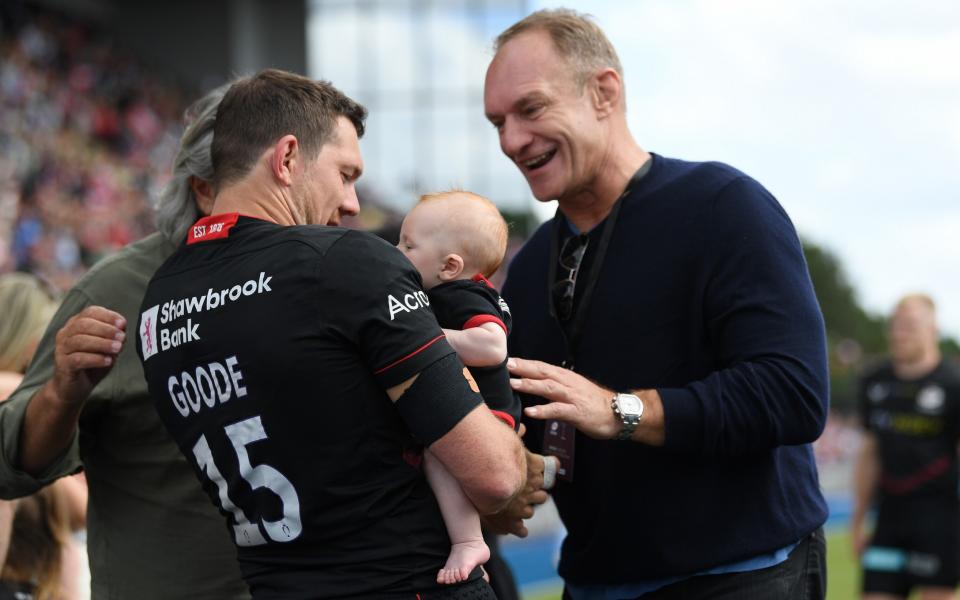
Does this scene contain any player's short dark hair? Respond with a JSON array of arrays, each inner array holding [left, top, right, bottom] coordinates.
[[212, 69, 367, 189]]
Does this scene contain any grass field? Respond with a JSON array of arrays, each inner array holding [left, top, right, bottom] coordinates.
[[524, 529, 861, 600], [827, 530, 859, 599]]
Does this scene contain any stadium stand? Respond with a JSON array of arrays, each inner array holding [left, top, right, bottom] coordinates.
[[1, 2, 190, 291]]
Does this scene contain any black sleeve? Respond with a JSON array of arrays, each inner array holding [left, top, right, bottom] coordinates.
[[470, 363, 522, 431], [319, 231, 455, 388], [395, 353, 484, 445], [429, 281, 510, 334]]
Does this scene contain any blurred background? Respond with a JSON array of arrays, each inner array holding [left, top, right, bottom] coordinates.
[[1, 0, 958, 598]]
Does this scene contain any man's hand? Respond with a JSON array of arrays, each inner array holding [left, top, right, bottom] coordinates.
[[19, 306, 125, 475], [509, 358, 666, 445], [481, 448, 549, 537], [508, 358, 619, 440], [51, 306, 126, 407]]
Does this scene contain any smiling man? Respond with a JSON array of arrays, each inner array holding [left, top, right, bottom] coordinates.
[[484, 9, 830, 600]]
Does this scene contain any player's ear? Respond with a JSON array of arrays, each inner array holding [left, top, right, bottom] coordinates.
[[439, 253, 465, 282], [190, 176, 215, 216], [271, 135, 300, 186]]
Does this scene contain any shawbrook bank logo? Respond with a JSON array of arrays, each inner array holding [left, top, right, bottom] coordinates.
[[141, 272, 273, 361], [140, 305, 159, 360]]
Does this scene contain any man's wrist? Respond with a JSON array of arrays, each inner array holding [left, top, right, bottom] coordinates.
[[632, 389, 666, 446], [605, 389, 666, 446], [611, 392, 644, 441], [18, 382, 83, 475], [40, 376, 87, 413]]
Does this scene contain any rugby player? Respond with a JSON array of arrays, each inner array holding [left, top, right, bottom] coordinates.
[[135, 70, 525, 599], [853, 294, 960, 600]]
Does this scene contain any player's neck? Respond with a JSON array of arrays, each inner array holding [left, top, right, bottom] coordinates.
[[892, 350, 941, 380], [212, 179, 301, 226]]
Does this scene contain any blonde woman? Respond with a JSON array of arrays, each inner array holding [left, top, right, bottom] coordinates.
[[0, 273, 86, 600], [0, 274, 59, 396]]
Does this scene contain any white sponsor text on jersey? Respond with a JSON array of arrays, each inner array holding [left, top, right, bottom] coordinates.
[[388, 290, 430, 321], [160, 271, 273, 324]]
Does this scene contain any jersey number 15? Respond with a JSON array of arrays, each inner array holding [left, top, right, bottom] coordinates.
[[192, 415, 303, 546]]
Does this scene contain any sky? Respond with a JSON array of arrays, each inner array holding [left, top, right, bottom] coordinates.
[[309, 0, 960, 341], [554, 0, 960, 342]]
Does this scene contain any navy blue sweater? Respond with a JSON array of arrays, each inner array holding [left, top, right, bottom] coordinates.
[[503, 154, 829, 583]]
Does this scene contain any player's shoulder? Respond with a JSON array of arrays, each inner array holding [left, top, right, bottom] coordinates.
[[324, 228, 402, 256], [321, 228, 417, 273], [935, 359, 960, 387], [246, 221, 352, 257], [304, 228, 425, 293]]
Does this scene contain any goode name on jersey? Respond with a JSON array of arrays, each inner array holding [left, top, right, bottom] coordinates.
[[167, 355, 247, 418]]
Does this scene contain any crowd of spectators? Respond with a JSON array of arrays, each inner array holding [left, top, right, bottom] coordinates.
[[0, 4, 534, 295], [0, 3, 537, 299], [0, 2, 190, 292]]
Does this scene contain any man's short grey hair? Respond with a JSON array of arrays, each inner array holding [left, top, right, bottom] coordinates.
[[494, 8, 623, 89], [154, 83, 230, 243]]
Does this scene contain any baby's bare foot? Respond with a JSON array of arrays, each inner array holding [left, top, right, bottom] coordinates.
[[436, 540, 490, 585]]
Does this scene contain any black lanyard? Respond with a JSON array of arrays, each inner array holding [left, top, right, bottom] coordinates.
[[547, 200, 619, 370], [546, 163, 650, 370]]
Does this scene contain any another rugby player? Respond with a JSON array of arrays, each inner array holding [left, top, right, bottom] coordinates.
[[853, 294, 960, 600]]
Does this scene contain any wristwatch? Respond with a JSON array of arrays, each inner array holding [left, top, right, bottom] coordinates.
[[611, 393, 644, 441]]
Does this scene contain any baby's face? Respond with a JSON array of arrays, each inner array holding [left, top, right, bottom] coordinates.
[[397, 204, 449, 289]]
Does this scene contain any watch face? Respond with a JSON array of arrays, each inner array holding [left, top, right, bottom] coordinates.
[[618, 395, 641, 415]]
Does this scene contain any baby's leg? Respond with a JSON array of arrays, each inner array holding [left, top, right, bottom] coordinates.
[[423, 449, 490, 585]]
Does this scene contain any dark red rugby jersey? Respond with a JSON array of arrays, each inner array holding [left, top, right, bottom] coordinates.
[[137, 214, 475, 599]]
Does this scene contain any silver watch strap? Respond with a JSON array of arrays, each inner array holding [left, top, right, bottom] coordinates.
[[611, 395, 640, 441]]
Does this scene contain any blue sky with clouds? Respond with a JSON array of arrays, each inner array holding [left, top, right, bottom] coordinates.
[[309, 0, 960, 340]]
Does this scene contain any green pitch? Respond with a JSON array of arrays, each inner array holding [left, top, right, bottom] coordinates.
[[524, 529, 860, 600], [826, 530, 859, 600]]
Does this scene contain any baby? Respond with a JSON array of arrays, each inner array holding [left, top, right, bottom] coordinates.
[[397, 190, 521, 585]]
